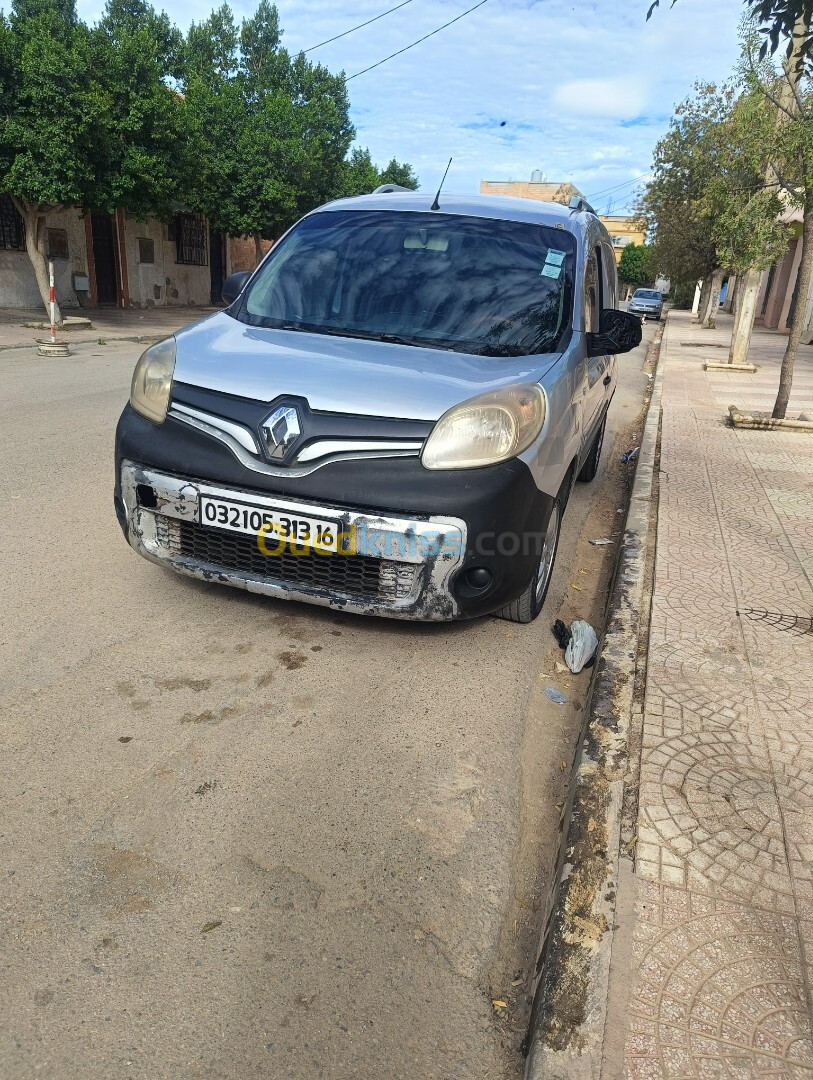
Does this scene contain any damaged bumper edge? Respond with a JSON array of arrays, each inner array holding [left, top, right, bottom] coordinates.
[[119, 460, 467, 621]]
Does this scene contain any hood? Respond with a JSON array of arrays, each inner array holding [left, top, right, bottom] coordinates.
[[173, 312, 554, 421]]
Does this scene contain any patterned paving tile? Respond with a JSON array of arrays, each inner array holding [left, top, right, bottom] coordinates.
[[625, 883, 813, 1079], [623, 311, 813, 1080]]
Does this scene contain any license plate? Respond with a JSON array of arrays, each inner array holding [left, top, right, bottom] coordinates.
[[200, 496, 340, 553]]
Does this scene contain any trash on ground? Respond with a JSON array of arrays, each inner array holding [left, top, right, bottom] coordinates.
[[555, 661, 569, 674], [544, 687, 567, 704], [565, 620, 599, 674], [491, 999, 507, 1010], [589, 538, 614, 546], [570, 583, 584, 591], [552, 619, 571, 649], [622, 446, 640, 463]]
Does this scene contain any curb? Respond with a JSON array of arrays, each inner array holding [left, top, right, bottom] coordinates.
[[524, 320, 665, 1079], [0, 333, 165, 353], [703, 362, 756, 372], [728, 403, 813, 430]]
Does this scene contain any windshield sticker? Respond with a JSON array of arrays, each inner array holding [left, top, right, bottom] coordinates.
[[541, 264, 561, 279], [545, 250, 566, 266]]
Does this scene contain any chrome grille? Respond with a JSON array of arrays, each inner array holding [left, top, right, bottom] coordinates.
[[153, 514, 417, 602]]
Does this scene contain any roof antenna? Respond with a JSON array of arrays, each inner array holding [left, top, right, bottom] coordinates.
[[431, 158, 452, 211]]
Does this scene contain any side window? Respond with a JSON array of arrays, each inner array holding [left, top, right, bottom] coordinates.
[[599, 243, 617, 310], [585, 251, 599, 333]]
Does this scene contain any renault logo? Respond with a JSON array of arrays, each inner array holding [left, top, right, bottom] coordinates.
[[262, 405, 301, 460]]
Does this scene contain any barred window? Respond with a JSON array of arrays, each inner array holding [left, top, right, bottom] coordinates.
[[138, 237, 155, 264], [46, 228, 69, 259], [0, 195, 26, 251], [175, 212, 207, 266]]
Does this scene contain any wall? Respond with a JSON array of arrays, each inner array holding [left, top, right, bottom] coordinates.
[[0, 205, 86, 310], [479, 180, 583, 205], [122, 217, 211, 308], [123, 216, 167, 307], [228, 235, 273, 274]]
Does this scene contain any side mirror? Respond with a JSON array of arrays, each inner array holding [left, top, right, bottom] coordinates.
[[586, 308, 643, 357], [222, 271, 251, 306]]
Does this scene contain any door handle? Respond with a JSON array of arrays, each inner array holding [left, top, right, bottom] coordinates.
[[603, 374, 612, 386]]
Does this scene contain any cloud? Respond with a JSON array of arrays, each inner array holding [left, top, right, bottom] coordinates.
[[68, 0, 747, 206], [552, 79, 647, 119]]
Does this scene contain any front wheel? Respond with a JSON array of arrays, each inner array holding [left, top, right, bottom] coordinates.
[[577, 414, 606, 483], [496, 498, 561, 624]]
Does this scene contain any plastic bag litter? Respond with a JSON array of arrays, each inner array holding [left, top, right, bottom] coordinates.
[[552, 619, 571, 649], [621, 446, 640, 463], [589, 538, 614, 546], [565, 620, 599, 674], [544, 687, 567, 705]]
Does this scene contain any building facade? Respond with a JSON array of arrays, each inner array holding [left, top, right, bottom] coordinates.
[[478, 177, 645, 264], [0, 195, 271, 311]]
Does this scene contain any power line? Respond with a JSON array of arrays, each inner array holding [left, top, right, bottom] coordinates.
[[304, 0, 414, 54], [584, 173, 650, 202], [347, 0, 490, 80]]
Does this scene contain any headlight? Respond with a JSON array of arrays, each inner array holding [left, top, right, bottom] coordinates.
[[130, 337, 176, 424], [422, 384, 546, 470]]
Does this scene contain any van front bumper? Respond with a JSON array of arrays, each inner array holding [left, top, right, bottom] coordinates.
[[118, 461, 470, 620], [115, 405, 556, 621]]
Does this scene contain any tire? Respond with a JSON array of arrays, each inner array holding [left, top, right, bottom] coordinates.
[[577, 414, 606, 484], [496, 498, 562, 624]]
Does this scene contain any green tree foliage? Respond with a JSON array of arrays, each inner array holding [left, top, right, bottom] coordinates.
[[647, 0, 812, 67], [618, 243, 655, 288], [1, 0, 418, 315], [0, 0, 104, 320], [182, 1, 355, 257], [340, 147, 419, 197]]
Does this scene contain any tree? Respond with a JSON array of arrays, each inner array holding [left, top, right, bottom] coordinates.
[[378, 159, 418, 189], [183, 1, 354, 264], [91, 0, 186, 220], [0, 0, 186, 321], [639, 73, 786, 348], [618, 243, 654, 290], [339, 148, 419, 197], [0, 0, 105, 322], [648, 0, 812, 66], [647, 0, 813, 414]]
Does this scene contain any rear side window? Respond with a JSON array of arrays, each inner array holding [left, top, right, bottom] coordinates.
[[600, 244, 617, 309], [584, 251, 599, 333]]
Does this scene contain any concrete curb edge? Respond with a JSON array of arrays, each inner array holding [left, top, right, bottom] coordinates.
[[523, 319, 666, 1079]]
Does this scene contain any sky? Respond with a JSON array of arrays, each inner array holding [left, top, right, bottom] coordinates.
[[75, 0, 746, 212]]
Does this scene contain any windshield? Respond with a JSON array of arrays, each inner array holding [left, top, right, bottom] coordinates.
[[237, 210, 575, 357], [633, 289, 661, 300]]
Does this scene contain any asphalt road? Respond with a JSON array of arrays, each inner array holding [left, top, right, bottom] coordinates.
[[0, 325, 654, 1079]]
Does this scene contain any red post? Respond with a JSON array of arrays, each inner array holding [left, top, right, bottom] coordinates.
[[49, 260, 55, 342]]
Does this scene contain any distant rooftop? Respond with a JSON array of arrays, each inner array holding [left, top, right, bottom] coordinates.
[[479, 178, 584, 207]]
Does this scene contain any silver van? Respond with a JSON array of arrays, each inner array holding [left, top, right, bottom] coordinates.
[[114, 192, 640, 622]]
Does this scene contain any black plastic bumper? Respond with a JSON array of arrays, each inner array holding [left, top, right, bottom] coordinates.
[[115, 404, 555, 618]]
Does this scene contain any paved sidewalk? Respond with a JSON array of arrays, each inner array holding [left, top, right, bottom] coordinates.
[[623, 310, 813, 1077], [0, 304, 221, 348]]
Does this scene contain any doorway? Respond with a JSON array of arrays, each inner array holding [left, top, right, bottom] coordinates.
[[91, 212, 118, 305], [210, 229, 225, 305]]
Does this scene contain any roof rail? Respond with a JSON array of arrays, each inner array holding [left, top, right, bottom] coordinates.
[[569, 195, 597, 215], [372, 183, 414, 194]]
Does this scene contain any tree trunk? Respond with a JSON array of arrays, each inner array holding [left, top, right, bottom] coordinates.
[[722, 275, 737, 313], [728, 267, 761, 365], [702, 267, 724, 329], [773, 200, 813, 418], [696, 274, 711, 322], [19, 203, 62, 325], [253, 233, 263, 267]]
